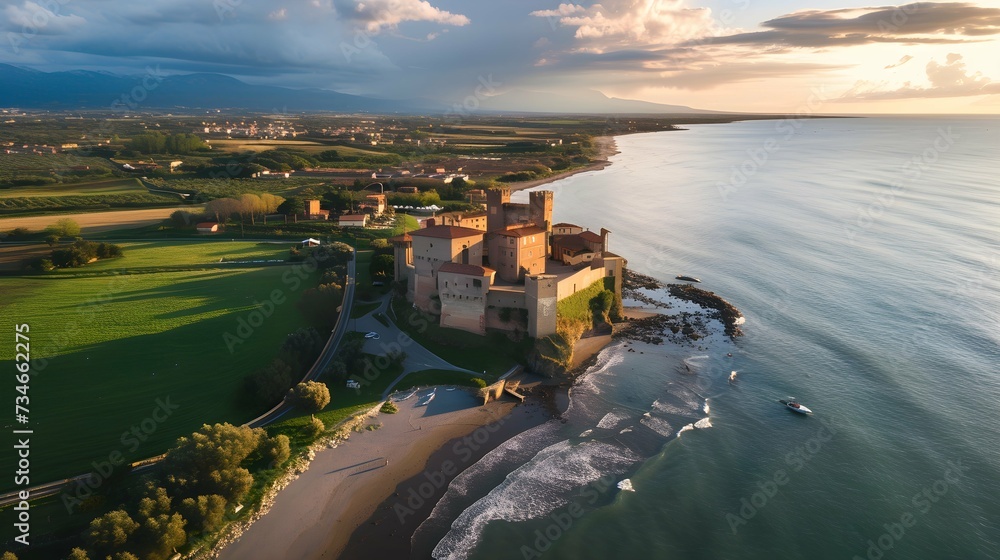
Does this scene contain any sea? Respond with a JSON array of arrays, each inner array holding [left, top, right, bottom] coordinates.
[[411, 116, 1000, 560]]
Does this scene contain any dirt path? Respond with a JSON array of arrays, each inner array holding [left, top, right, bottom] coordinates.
[[0, 206, 202, 234]]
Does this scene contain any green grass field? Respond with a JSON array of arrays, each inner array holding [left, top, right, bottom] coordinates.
[[71, 240, 293, 272], [0, 178, 146, 199], [0, 243, 325, 491]]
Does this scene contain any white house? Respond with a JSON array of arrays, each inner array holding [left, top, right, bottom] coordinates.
[[338, 214, 368, 228]]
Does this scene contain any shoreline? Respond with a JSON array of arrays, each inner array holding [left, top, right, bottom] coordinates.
[[213, 389, 519, 560], [507, 135, 620, 193], [339, 392, 553, 559]]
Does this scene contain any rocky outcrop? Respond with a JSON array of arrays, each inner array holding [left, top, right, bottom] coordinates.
[[667, 284, 744, 338]]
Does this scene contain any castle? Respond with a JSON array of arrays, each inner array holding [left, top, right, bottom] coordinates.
[[389, 188, 625, 337]]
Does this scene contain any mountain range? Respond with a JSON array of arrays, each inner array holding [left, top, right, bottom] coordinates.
[[0, 64, 710, 115]]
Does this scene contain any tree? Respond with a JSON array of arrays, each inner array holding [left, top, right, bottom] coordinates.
[[86, 510, 139, 551], [138, 486, 172, 519], [277, 197, 305, 218], [238, 193, 263, 225], [111, 553, 140, 560], [136, 512, 186, 560], [1, 552, 18, 560], [179, 494, 228, 534], [259, 193, 285, 215], [289, 381, 330, 412], [297, 283, 344, 328], [244, 359, 293, 407], [261, 434, 291, 467], [170, 210, 198, 228], [66, 548, 90, 560], [280, 328, 325, 372], [304, 416, 325, 438], [47, 218, 81, 238], [163, 423, 265, 502], [45, 234, 60, 247], [205, 197, 240, 225], [369, 254, 394, 279]]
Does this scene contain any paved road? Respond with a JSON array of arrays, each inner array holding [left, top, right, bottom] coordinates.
[[349, 296, 480, 399], [246, 248, 357, 428]]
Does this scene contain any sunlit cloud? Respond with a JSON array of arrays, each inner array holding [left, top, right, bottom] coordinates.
[[840, 53, 1000, 100]]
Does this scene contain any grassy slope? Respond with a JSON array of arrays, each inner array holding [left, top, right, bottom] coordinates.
[[390, 297, 530, 378], [0, 249, 321, 489]]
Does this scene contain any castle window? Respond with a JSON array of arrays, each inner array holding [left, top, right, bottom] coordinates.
[[473, 279, 482, 288]]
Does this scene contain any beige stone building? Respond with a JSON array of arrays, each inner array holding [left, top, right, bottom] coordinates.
[[391, 188, 625, 337]]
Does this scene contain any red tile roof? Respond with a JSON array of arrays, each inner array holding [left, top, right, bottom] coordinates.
[[578, 230, 603, 243], [339, 214, 367, 220], [496, 225, 546, 238], [388, 233, 412, 243], [410, 225, 484, 239], [552, 222, 581, 229], [438, 262, 495, 276]]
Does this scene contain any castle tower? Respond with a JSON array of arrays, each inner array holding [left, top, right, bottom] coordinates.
[[529, 190, 553, 233], [525, 274, 558, 338], [486, 187, 511, 233]]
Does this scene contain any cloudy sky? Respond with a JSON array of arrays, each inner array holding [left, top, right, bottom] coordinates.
[[3, 0, 999, 113]]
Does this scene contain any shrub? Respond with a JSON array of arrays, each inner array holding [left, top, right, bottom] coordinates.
[[304, 416, 325, 438], [380, 401, 398, 414], [470, 378, 488, 388]]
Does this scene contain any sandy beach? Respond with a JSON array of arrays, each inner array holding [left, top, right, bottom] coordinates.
[[507, 136, 618, 193], [216, 389, 516, 560]]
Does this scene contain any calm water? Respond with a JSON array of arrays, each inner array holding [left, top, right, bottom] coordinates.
[[416, 117, 1000, 559]]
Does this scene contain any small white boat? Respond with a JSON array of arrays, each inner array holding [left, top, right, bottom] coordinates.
[[779, 399, 812, 414], [418, 389, 437, 406]]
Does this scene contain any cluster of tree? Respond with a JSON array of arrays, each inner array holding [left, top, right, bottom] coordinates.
[[496, 164, 553, 183], [1, 175, 58, 187], [243, 328, 326, 407], [45, 239, 123, 268], [369, 237, 394, 280], [385, 190, 443, 208], [297, 282, 344, 328], [126, 132, 207, 155], [61, 423, 291, 560], [204, 193, 285, 225]]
